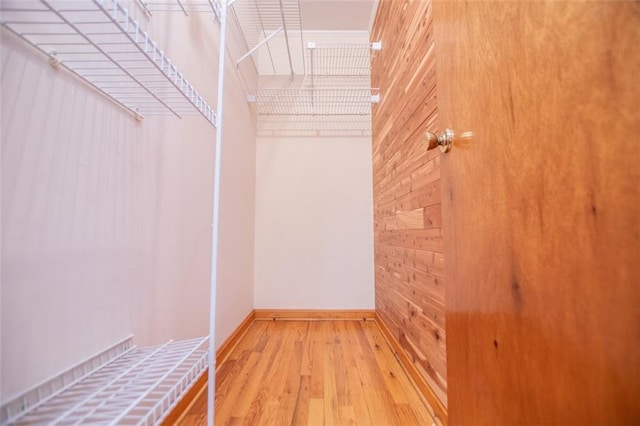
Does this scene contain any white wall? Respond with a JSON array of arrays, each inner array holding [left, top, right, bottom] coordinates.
[[0, 5, 256, 400], [214, 58, 257, 351], [254, 136, 375, 309]]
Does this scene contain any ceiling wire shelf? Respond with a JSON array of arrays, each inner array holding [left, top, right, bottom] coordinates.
[[129, 1, 379, 134], [1, 336, 208, 426], [230, 0, 303, 75], [306, 42, 377, 77], [247, 42, 380, 127], [134, 0, 219, 16], [144, 0, 304, 73], [247, 87, 379, 116], [257, 115, 372, 137], [0, 0, 216, 125]]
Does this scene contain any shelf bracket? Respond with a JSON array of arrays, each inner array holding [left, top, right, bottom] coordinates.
[[48, 51, 62, 68], [208, 0, 220, 18], [176, 0, 188, 16], [236, 26, 283, 66], [135, 0, 153, 16]]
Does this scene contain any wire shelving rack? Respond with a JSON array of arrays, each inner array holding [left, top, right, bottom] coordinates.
[[0, 0, 379, 421], [0, 0, 216, 125], [1, 1, 216, 424], [257, 114, 372, 137], [306, 42, 374, 76], [135, 1, 380, 134], [248, 41, 380, 135], [135, 0, 219, 16], [247, 87, 379, 116], [1, 337, 208, 425]]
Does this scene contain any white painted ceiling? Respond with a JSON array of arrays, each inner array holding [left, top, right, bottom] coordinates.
[[299, 0, 377, 32]]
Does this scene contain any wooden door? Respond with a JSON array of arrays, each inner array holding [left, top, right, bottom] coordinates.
[[434, 2, 640, 424]]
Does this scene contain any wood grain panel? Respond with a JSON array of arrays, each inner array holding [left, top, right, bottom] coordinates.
[[434, 1, 640, 424], [371, 0, 447, 415]]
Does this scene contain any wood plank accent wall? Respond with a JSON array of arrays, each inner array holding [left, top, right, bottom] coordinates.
[[371, 0, 447, 410]]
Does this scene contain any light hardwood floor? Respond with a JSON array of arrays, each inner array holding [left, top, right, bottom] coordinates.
[[179, 320, 435, 425]]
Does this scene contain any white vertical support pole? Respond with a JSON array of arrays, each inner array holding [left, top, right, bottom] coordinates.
[[209, 0, 228, 425]]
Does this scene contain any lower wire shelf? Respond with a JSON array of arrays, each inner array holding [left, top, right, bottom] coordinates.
[[1, 337, 208, 426]]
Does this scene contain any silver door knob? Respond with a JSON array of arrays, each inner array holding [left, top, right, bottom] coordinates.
[[424, 128, 453, 153]]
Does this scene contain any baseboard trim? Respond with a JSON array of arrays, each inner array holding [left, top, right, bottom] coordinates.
[[374, 312, 448, 425], [163, 309, 255, 424], [254, 309, 376, 321], [215, 310, 256, 368]]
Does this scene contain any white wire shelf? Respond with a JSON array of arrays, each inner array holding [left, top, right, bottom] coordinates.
[[247, 87, 379, 116], [306, 42, 375, 77], [258, 115, 372, 137], [0, 0, 216, 125], [134, 0, 219, 16], [231, 0, 304, 75], [0, 336, 134, 426], [1, 337, 208, 426], [250, 41, 380, 132], [103, 1, 380, 133]]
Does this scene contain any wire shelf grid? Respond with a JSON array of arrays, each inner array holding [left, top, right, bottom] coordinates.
[[248, 42, 378, 133], [230, 0, 304, 75], [134, 2, 377, 132], [248, 87, 378, 116], [0, 0, 216, 125], [0, 337, 134, 426], [134, 0, 219, 15], [306, 42, 372, 77], [3, 337, 208, 426], [257, 114, 371, 137]]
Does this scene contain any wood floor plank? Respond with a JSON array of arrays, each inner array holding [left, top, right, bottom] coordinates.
[[180, 320, 434, 425], [273, 325, 306, 425], [309, 321, 325, 399], [308, 398, 324, 425], [362, 323, 411, 405], [214, 351, 254, 420], [322, 344, 340, 426], [299, 323, 313, 376], [230, 328, 283, 418], [354, 323, 403, 425], [339, 405, 356, 425], [331, 323, 350, 407], [322, 322, 341, 426], [346, 366, 373, 424], [291, 376, 311, 426]]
